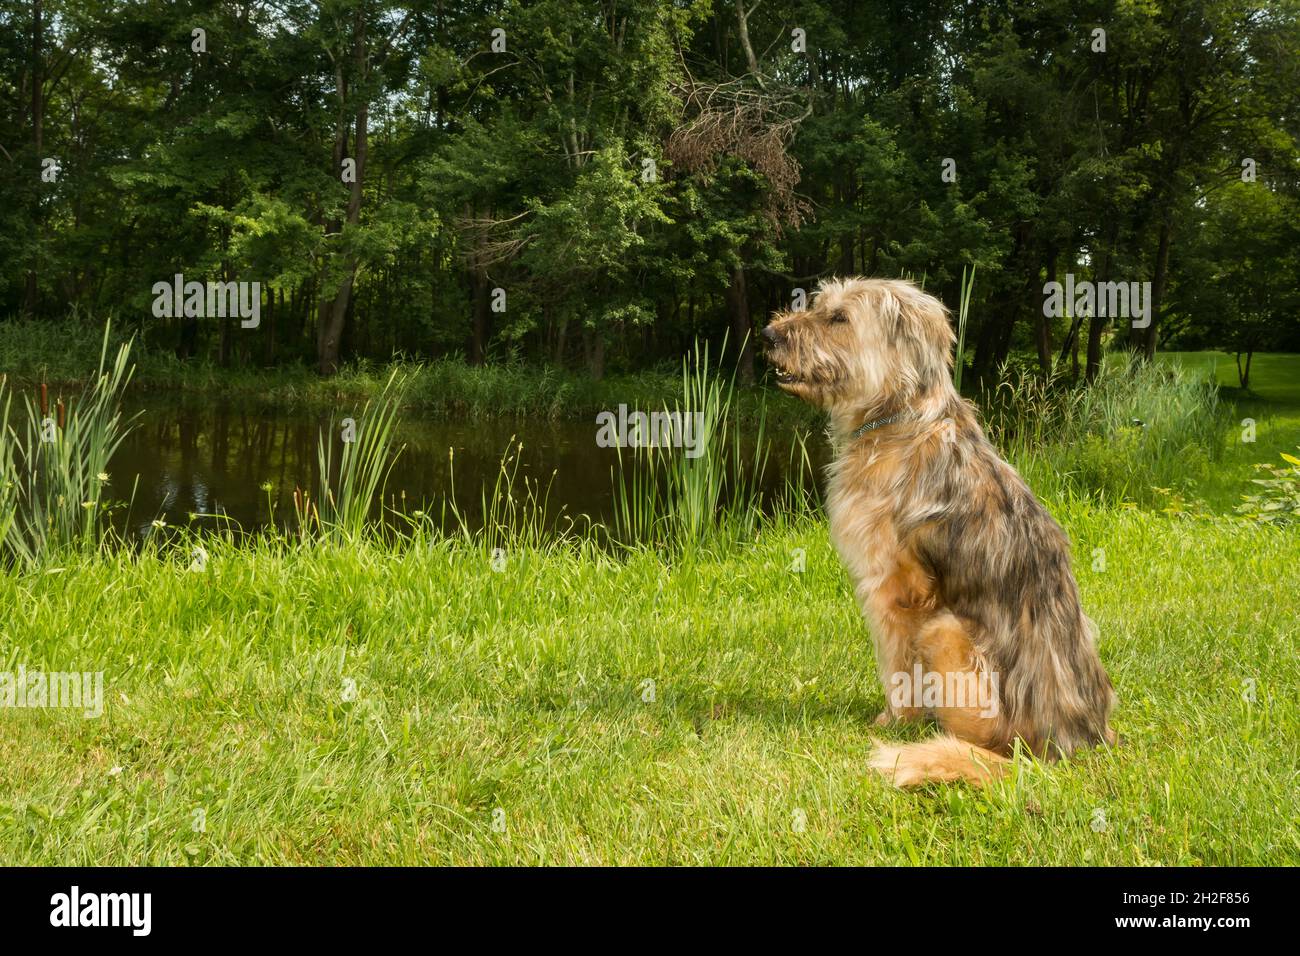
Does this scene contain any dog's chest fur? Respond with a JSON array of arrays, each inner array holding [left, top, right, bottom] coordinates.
[[824, 438, 934, 636]]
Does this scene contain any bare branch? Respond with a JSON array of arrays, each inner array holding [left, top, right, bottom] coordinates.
[[664, 71, 813, 232]]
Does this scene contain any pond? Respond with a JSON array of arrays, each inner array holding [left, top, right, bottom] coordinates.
[[106, 393, 827, 540]]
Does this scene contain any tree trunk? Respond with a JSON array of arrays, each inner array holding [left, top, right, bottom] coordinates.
[[267, 287, 281, 364], [24, 0, 43, 316], [218, 247, 232, 367], [836, 177, 856, 275], [973, 228, 1029, 382], [972, 291, 1014, 385], [318, 274, 355, 376], [1085, 233, 1116, 384], [725, 263, 755, 386], [1139, 215, 1172, 361], [992, 281, 1031, 372], [318, 11, 368, 377], [1071, 322, 1080, 380], [1236, 350, 1252, 389], [1084, 312, 1105, 384], [734, 0, 761, 77], [219, 318, 232, 367], [582, 325, 605, 380], [176, 317, 199, 360], [838, 233, 855, 276], [469, 264, 490, 364], [1033, 248, 1056, 373], [553, 316, 568, 366]]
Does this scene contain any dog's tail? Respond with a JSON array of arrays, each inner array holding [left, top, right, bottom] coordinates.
[[869, 734, 1009, 787]]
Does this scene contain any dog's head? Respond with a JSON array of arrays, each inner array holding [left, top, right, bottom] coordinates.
[[761, 277, 955, 416]]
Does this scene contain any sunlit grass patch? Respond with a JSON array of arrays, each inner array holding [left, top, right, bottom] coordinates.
[[1, 505, 1295, 865]]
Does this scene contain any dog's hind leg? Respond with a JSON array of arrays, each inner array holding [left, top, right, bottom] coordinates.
[[913, 612, 1006, 750], [864, 560, 935, 727], [868, 612, 1012, 787]]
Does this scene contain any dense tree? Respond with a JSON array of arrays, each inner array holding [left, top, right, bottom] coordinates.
[[2, 0, 1297, 380]]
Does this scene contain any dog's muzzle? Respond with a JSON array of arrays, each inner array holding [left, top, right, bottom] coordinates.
[[761, 326, 798, 384]]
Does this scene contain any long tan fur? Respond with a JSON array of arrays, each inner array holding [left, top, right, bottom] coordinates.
[[763, 278, 1116, 787]]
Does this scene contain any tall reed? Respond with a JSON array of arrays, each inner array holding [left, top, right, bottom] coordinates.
[[611, 338, 775, 550], [954, 264, 976, 393], [0, 323, 136, 566], [0, 387, 17, 555], [314, 370, 407, 539], [449, 437, 565, 553]]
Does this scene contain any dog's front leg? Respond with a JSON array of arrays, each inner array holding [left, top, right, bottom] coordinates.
[[870, 618, 925, 726], [858, 560, 931, 726]]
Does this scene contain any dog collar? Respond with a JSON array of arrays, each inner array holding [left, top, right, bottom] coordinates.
[[852, 412, 904, 440]]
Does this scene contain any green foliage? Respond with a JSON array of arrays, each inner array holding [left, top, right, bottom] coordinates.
[[1167, 181, 1300, 367], [1237, 449, 1300, 526], [6, 0, 1297, 378]]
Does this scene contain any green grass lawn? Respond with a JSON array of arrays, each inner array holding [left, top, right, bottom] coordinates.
[[1160, 351, 1300, 511], [1162, 351, 1300, 406], [1, 504, 1296, 865], [2, 349, 1296, 865]]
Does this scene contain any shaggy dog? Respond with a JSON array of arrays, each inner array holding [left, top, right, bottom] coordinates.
[[762, 278, 1116, 786]]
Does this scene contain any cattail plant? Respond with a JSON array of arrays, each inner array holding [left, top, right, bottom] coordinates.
[[611, 336, 772, 551]]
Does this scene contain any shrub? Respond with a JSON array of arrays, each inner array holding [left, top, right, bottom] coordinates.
[[985, 354, 1224, 503], [1237, 449, 1300, 525]]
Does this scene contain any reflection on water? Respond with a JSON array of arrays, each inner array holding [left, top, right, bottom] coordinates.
[[108, 394, 824, 539]]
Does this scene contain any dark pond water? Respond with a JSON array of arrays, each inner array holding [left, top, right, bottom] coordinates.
[[107, 394, 826, 540]]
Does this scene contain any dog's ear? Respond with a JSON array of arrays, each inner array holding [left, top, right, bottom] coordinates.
[[893, 286, 955, 386], [868, 285, 910, 342]]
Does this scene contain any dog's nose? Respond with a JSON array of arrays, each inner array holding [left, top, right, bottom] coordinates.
[[761, 326, 783, 347]]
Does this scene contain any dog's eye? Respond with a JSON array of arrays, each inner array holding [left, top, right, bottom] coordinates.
[[829, 310, 848, 325]]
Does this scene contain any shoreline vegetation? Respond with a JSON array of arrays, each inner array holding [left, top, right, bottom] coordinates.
[[3, 317, 1297, 516], [0, 317, 820, 429]]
